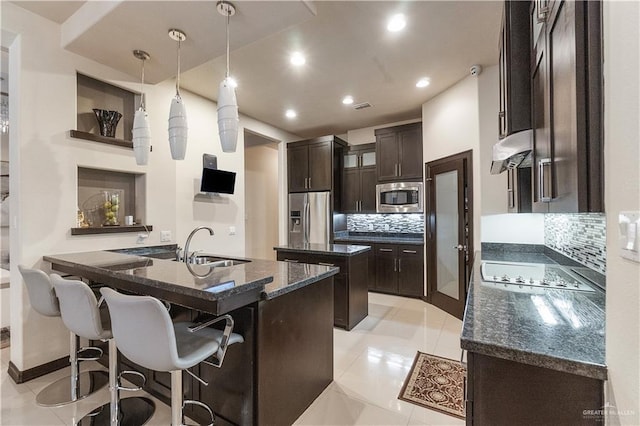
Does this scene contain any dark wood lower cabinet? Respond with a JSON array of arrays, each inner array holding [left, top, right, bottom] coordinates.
[[466, 352, 604, 425], [100, 278, 335, 426], [373, 244, 424, 298], [275, 250, 369, 330]]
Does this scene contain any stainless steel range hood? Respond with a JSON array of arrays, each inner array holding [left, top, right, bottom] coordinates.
[[490, 129, 533, 174]]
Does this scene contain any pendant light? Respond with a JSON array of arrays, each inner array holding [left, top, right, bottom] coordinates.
[[132, 50, 151, 166], [168, 29, 188, 160], [217, 1, 239, 153]]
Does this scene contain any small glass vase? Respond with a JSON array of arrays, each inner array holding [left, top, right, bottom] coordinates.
[[103, 192, 120, 226]]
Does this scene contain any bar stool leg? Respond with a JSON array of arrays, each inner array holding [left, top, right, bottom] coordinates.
[[76, 340, 155, 426], [35, 332, 109, 407], [109, 339, 119, 425], [171, 370, 182, 426]]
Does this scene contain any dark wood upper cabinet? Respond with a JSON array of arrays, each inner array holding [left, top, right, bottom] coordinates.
[[530, 0, 603, 213], [375, 123, 423, 182], [287, 136, 346, 193], [499, 1, 532, 139], [341, 143, 377, 213]]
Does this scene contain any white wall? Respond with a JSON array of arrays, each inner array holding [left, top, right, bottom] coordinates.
[[3, 3, 298, 371], [346, 117, 421, 145], [245, 142, 279, 260], [422, 75, 482, 250], [604, 1, 640, 424], [481, 214, 545, 244]]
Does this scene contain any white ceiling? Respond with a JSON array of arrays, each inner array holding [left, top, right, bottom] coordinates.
[[11, 0, 503, 139]]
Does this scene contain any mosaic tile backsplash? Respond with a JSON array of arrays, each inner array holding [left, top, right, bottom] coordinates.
[[347, 214, 424, 234], [544, 213, 606, 274]]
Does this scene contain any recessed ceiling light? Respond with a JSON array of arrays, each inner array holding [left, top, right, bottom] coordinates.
[[416, 78, 430, 88], [285, 109, 297, 119], [342, 95, 354, 105], [290, 52, 306, 66], [387, 14, 406, 32]]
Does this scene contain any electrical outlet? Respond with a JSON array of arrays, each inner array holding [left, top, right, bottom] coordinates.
[[160, 230, 172, 242], [229, 226, 236, 235]]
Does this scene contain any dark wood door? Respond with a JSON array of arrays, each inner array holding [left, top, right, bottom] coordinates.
[[397, 125, 423, 180], [425, 151, 473, 320], [531, 15, 552, 213], [360, 167, 377, 212], [397, 245, 424, 298], [375, 131, 399, 182], [308, 142, 332, 191], [375, 244, 398, 293], [342, 168, 360, 213], [288, 145, 309, 193]]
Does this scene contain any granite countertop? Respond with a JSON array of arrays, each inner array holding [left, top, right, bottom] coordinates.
[[334, 232, 424, 245], [274, 243, 371, 257], [461, 251, 607, 380], [44, 246, 338, 312]]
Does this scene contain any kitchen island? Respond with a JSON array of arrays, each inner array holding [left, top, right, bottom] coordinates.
[[461, 249, 606, 425], [274, 243, 370, 330], [45, 247, 339, 426]]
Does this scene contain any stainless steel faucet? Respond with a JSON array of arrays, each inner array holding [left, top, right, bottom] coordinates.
[[183, 226, 214, 263]]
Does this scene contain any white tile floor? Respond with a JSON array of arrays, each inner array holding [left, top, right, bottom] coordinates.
[[1, 293, 464, 426]]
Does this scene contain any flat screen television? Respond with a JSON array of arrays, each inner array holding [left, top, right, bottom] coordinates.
[[200, 168, 236, 194]]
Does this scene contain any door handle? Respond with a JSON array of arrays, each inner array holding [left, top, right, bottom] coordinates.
[[398, 258, 402, 272], [454, 244, 466, 251], [402, 250, 417, 254], [308, 177, 311, 189], [283, 259, 299, 263], [498, 111, 506, 139], [394, 258, 397, 272], [379, 248, 393, 252], [398, 163, 402, 177], [538, 158, 552, 202]]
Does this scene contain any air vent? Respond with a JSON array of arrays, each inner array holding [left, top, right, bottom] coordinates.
[[354, 102, 372, 110]]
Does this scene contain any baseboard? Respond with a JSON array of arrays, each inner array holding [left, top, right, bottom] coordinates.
[[7, 356, 69, 384]]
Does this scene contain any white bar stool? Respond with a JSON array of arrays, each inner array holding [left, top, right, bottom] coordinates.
[[100, 287, 244, 426], [51, 274, 155, 425], [18, 265, 109, 406]]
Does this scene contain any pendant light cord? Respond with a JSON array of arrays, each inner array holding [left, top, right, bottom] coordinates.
[[225, 9, 230, 79], [176, 37, 182, 98], [140, 58, 146, 110]]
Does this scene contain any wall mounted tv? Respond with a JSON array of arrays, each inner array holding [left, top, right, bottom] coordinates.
[[200, 168, 236, 194]]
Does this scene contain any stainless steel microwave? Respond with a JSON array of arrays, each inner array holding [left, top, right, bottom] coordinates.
[[376, 182, 424, 213]]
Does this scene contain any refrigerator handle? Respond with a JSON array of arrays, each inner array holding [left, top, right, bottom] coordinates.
[[304, 196, 310, 244]]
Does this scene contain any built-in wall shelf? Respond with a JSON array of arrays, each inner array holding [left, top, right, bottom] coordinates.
[[69, 130, 133, 149], [71, 225, 153, 235], [76, 73, 137, 143]]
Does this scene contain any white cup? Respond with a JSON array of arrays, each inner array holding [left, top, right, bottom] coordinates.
[[125, 216, 134, 226]]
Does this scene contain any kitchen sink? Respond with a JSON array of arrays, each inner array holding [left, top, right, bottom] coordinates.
[[179, 256, 250, 267]]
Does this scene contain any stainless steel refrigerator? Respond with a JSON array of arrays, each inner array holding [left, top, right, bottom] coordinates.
[[289, 192, 331, 245]]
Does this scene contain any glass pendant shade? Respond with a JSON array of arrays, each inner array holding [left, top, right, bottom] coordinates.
[[168, 95, 188, 160], [217, 77, 238, 153], [132, 108, 151, 165]]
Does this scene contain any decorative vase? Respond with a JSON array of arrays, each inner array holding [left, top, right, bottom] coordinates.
[[93, 109, 122, 138]]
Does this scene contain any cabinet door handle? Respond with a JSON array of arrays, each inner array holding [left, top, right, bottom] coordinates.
[[398, 163, 402, 177], [379, 248, 393, 252], [398, 258, 402, 272], [359, 200, 362, 211], [538, 158, 552, 202], [308, 177, 312, 189], [402, 250, 417, 254], [318, 262, 335, 267], [284, 259, 299, 263], [537, 0, 549, 23], [394, 258, 397, 272], [498, 111, 507, 139]]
